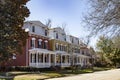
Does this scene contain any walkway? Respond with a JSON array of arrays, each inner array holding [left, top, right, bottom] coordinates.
[[46, 69, 120, 80]]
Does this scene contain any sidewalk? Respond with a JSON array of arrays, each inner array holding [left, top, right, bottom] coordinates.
[[45, 69, 120, 80]]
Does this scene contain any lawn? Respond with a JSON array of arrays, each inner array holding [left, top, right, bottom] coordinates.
[[0, 67, 111, 80]]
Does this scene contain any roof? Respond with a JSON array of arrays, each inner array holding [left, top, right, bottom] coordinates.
[[29, 48, 56, 54]]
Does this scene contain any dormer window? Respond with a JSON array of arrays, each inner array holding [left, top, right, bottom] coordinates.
[[56, 33, 58, 39], [45, 30, 47, 36], [32, 26, 35, 32], [72, 38, 73, 43], [64, 38, 66, 41]]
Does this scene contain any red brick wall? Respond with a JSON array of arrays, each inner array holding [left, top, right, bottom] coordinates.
[[5, 35, 50, 67]]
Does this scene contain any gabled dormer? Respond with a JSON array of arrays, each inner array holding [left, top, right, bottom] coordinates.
[[23, 21, 48, 37], [49, 27, 66, 41]]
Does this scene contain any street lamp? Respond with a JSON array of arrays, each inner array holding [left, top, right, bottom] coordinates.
[[25, 28, 29, 66]]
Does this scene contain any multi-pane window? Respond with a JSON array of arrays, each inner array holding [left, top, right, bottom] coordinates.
[[72, 38, 73, 43], [45, 30, 47, 36], [64, 37, 66, 41], [44, 40, 48, 49], [31, 54, 36, 63], [31, 38, 35, 48], [58, 45, 60, 50], [51, 54, 54, 63], [60, 44, 62, 51], [56, 33, 58, 39], [32, 26, 35, 32], [56, 43, 58, 50], [38, 54, 43, 62], [64, 45, 67, 51], [38, 39, 42, 48], [56, 55, 61, 63], [45, 54, 49, 63]]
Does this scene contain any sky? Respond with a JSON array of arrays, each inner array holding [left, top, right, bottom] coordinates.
[[26, 0, 97, 48]]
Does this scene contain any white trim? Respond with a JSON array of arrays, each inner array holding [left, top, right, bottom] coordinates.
[[44, 40, 48, 43], [29, 48, 55, 54], [32, 38, 36, 40], [39, 39, 42, 41]]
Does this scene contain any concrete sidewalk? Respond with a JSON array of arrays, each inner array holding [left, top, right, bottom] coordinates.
[[46, 69, 120, 80]]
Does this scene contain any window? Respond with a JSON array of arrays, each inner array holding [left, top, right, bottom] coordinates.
[[78, 41, 79, 44], [45, 30, 47, 36], [38, 54, 43, 62], [64, 38, 66, 41], [31, 54, 36, 63], [56, 55, 61, 63], [12, 54, 16, 59], [61, 45, 62, 51], [62, 56, 65, 63], [38, 39, 42, 48], [72, 38, 73, 43], [62, 45, 64, 51], [32, 26, 35, 32], [56, 33, 58, 39], [60, 44, 62, 51], [58, 45, 60, 50], [31, 38, 35, 48], [82, 51, 84, 55], [45, 54, 49, 63], [44, 40, 48, 49], [56, 43, 58, 50]]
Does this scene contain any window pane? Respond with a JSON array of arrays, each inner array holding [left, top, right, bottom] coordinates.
[[32, 26, 35, 32]]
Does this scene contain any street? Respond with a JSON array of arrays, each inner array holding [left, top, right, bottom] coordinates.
[[46, 69, 120, 80]]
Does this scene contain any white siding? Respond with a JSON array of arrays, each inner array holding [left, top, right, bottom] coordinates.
[[23, 21, 48, 36], [49, 27, 66, 41]]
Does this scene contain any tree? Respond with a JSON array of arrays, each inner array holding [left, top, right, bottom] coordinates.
[[84, 0, 120, 36], [96, 36, 120, 66], [46, 19, 52, 28], [0, 0, 30, 63]]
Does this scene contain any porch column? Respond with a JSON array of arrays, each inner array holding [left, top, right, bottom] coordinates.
[[49, 54, 51, 66], [55, 54, 56, 66], [43, 53, 45, 67], [36, 52, 38, 67], [61, 54, 62, 66]]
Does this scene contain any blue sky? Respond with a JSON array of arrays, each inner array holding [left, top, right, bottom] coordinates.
[[26, 0, 97, 48]]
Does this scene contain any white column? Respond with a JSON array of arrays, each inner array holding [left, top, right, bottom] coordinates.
[[36, 53, 38, 67], [61, 54, 62, 66], [55, 54, 56, 66], [49, 54, 51, 67], [43, 53, 45, 67]]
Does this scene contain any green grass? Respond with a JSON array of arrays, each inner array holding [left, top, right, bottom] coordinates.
[[93, 67, 111, 72], [0, 67, 112, 80]]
